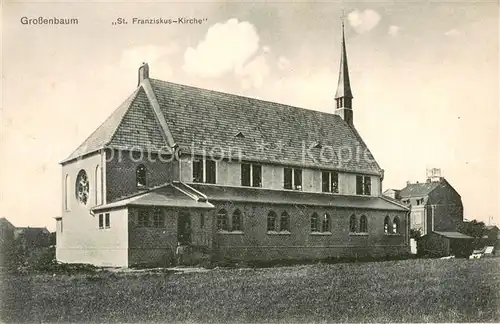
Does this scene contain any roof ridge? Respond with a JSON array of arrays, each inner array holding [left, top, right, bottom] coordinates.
[[61, 87, 141, 163], [107, 87, 146, 146], [149, 78, 343, 120], [141, 79, 177, 148]]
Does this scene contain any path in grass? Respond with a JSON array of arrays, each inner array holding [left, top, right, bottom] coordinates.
[[1, 258, 499, 323]]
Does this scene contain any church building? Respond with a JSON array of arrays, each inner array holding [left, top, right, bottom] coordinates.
[[56, 23, 410, 267]]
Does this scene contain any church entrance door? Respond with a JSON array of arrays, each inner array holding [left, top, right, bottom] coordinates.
[[177, 212, 192, 244]]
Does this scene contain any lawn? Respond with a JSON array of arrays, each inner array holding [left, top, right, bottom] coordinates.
[[1, 258, 499, 323]]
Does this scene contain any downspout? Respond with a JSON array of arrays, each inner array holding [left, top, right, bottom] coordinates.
[[431, 204, 435, 232]]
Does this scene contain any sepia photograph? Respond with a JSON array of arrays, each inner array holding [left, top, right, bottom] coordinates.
[[1, 0, 499, 322]]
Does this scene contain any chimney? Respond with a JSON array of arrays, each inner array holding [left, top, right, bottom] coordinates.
[[138, 62, 149, 87], [406, 181, 411, 185], [426, 178, 431, 183]]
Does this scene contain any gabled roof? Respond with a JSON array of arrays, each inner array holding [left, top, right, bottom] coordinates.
[[61, 87, 171, 164], [0, 217, 15, 232], [399, 181, 441, 198], [149, 79, 381, 174], [63, 73, 382, 174], [92, 184, 214, 212]]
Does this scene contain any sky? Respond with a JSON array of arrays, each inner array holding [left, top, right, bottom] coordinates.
[[1, 0, 499, 230]]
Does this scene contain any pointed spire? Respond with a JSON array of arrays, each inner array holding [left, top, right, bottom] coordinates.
[[335, 18, 353, 101]]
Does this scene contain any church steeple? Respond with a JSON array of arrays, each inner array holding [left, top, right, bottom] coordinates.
[[335, 18, 354, 126]]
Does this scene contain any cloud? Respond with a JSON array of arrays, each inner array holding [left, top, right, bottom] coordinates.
[[444, 29, 461, 37], [120, 43, 179, 67], [183, 18, 260, 78], [277, 56, 291, 71], [119, 44, 178, 80], [388, 25, 400, 36], [348, 9, 381, 34], [235, 55, 270, 89]]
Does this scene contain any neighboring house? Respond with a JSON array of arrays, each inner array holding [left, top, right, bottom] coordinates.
[[383, 168, 463, 236], [57, 22, 410, 268], [0, 218, 16, 266], [0, 218, 16, 249], [417, 231, 474, 258], [14, 227, 51, 250], [484, 225, 499, 246]]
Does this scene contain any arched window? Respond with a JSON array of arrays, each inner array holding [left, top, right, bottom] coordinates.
[[64, 174, 70, 211], [232, 209, 243, 231], [393, 216, 400, 234], [267, 211, 277, 232], [95, 165, 101, 205], [216, 209, 228, 231], [136, 164, 147, 188], [311, 212, 319, 232], [322, 213, 331, 232], [359, 215, 368, 233], [280, 212, 290, 232], [75, 170, 89, 205], [384, 216, 391, 234], [349, 214, 357, 233]]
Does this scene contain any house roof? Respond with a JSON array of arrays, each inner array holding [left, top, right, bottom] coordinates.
[[0, 217, 15, 229], [433, 231, 474, 239], [92, 184, 214, 212], [187, 183, 408, 211], [91, 181, 407, 212], [15, 227, 50, 235], [62, 88, 143, 163], [149, 78, 381, 173], [63, 72, 382, 174], [399, 181, 441, 198]]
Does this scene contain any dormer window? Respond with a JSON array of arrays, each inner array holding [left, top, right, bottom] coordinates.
[[235, 131, 245, 139], [313, 142, 322, 149], [284, 168, 302, 190]]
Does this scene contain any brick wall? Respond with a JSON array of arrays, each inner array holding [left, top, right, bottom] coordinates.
[[125, 202, 408, 265], [105, 149, 178, 202], [209, 202, 409, 262], [127, 207, 212, 267], [428, 181, 464, 232]]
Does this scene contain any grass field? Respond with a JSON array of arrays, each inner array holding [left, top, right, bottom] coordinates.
[[1, 258, 499, 323]]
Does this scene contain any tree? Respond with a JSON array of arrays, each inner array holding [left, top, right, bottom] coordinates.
[[410, 229, 422, 240], [458, 220, 487, 249], [458, 220, 487, 238]]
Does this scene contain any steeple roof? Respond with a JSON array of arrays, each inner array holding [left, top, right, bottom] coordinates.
[[335, 20, 353, 100]]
